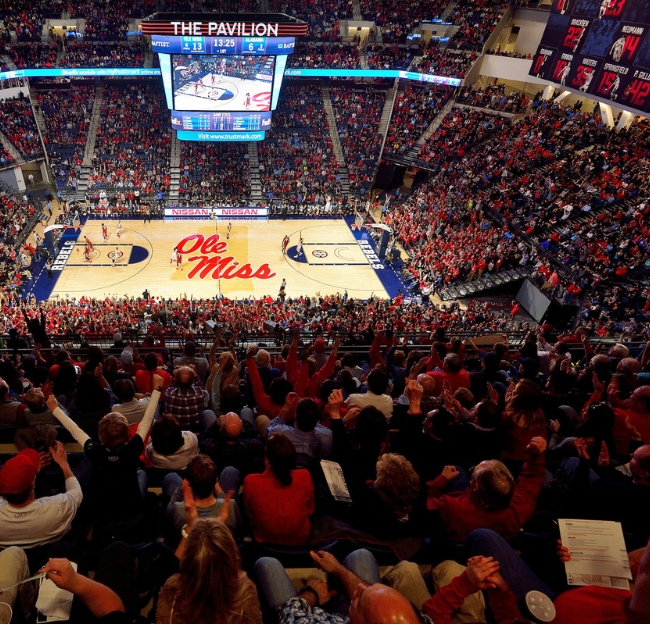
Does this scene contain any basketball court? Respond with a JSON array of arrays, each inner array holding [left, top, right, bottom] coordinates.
[[46, 219, 390, 300], [173, 74, 270, 111]]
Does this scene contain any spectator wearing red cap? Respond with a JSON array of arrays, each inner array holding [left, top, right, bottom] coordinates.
[[0, 442, 82, 549]]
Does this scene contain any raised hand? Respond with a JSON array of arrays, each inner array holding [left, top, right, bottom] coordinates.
[[441, 465, 460, 480]]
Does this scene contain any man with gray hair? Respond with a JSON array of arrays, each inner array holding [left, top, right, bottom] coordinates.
[[173, 341, 209, 382], [247, 347, 281, 394]]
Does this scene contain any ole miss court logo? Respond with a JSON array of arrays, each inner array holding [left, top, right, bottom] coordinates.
[[176, 234, 275, 280]]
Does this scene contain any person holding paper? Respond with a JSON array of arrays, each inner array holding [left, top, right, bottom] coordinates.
[[462, 528, 650, 624]]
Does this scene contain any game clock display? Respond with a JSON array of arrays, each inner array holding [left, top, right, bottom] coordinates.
[[529, 0, 650, 113], [152, 35, 295, 55]]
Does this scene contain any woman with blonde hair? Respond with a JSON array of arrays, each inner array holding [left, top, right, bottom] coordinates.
[[157, 484, 262, 624]]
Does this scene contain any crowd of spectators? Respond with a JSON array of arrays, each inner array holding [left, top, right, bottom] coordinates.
[[2, 42, 58, 69], [69, 0, 157, 41], [413, 46, 478, 79], [0, 0, 63, 43], [486, 48, 532, 59], [365, 43, 413, 70], [87, 82, 171, 198], [447, 0, 511, 51], [330, 86, 386, 194], [59, 42, 146, 68], [384, 84, 453, 157], [178, 142, 251, 205], [456, 83, 530, 114], [1, 294, 650, 623], [0, 94, 43, 161], [415, 106, 510, 167], [37, 84, 96, 191], [267, 0, 350, 40], [289, 42, 360, 69], [258, 84, 342, 200]]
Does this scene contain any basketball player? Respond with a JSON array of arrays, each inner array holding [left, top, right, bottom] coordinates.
[[112, 247, 118, 267], [170, 246, 178, 265], [580, 68, 594, 92], [116, 220, 121, 239], [244, 93, 251, 109], [227, 221, 232, 240], [84, 236, 94, 251], [610, 36, 626, 63], [295, 233, 304, 259], [84, 245, 91, 263], [609, 74, 621, 100], [282, 234, 290, 255], [559, 62, 571, 86], [176, 249, 183, 271], [599, 0, 614, 19], [102, 223, 108, 240]]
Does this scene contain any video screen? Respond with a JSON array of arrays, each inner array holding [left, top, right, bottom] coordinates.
[[172, 54, 274, 112]]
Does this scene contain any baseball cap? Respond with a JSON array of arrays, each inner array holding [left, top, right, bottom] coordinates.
[[314, 337, 327, 353], [0, 449, 40, 494]]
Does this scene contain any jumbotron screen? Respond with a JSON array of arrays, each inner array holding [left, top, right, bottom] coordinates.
[[529, 0, 650, 113], [172, 54, 274, 112]]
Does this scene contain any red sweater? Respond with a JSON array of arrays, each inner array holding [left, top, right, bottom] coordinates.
[[422, 572, 519, 624], [426, 452, 546, 542], [243, 468, 315, 546]]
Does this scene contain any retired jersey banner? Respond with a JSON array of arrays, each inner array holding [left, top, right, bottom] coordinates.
[[531, 0, 650, 113]]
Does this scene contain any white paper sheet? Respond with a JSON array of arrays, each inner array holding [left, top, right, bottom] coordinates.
[[321, 460, 352, 503], [35, 562, 76, 622], [558, 519, 632, 589]]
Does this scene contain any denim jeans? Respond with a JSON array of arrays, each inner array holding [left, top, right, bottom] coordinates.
[[255, 549, 381, 614], [460, 529, 559, 605]]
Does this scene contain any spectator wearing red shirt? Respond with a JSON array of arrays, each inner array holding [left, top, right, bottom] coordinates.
[[243, 433, 314, 546], [425, 437, 547, 543]]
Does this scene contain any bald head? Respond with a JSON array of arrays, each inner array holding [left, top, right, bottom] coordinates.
[[416, 374, 436, 397], [175, 366, 195, 389], [221, 412, 243, 439], [350, 583, 422, 624]]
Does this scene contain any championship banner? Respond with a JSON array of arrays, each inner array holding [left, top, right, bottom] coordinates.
[[530, 0, 650, 113]]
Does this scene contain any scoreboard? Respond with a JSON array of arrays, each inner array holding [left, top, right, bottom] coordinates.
[[152, 35, 295, 55], [171, 110, 272, 131], [530, 0, 650, 113]]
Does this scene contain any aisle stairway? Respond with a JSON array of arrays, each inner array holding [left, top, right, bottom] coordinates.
[[247, 142, 263, 204], [321, 84, 350, 196], [168, 130, 181, 205], [0, 130, 25, 165], [75, 86, 103, 201]]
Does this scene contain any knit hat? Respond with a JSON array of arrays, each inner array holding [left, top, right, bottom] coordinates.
[[0, 448, 39, 494]]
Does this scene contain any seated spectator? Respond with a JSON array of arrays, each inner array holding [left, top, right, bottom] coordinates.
[[47, 381, 161, 536], [244, 432, 314, 546], [145, 413, 199, 471], [0, 443, 82, 550], [426, 437, 547, 543], [346, 369, 394, 419], [164, 366, 213, 432], [173, 341, 209, 382], [158, 516, 262, 624], [199, 411, 265, 478], [111, 378, 151, 425], [268, 398, 333, 468], [135, 352, 172, 394], [163, 454, 240, 535]]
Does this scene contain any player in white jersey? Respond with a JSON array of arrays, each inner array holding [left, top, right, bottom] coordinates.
[[579, 68, 594, 92], [610, 37, 626, 63]]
